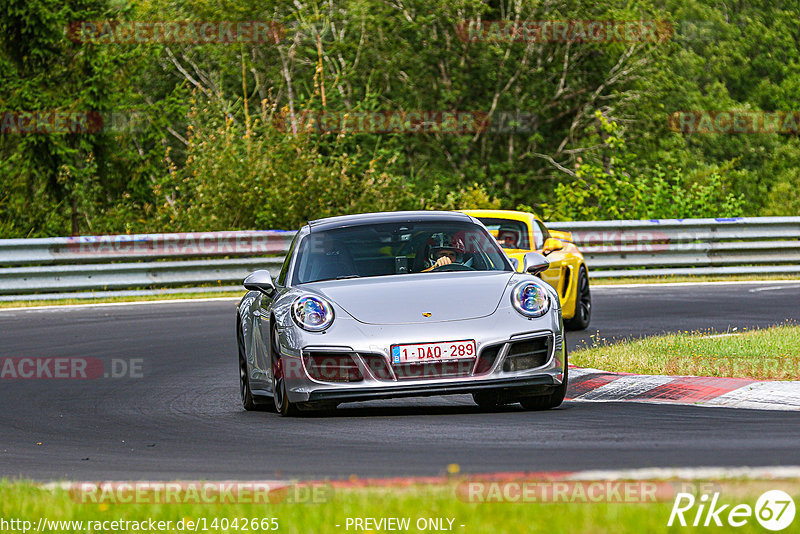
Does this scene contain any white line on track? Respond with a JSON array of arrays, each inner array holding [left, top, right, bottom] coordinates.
[[0, 297, 240, 313], [593, 279, 800, 290], [559, 466, 800, 481], [748, 284, 800, 292]]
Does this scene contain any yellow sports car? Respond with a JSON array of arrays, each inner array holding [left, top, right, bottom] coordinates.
[[462, 209, 591, 330]]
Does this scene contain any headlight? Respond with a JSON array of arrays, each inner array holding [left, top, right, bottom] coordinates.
[[292, 295, 335, 331], [511, 282, 550, 318]]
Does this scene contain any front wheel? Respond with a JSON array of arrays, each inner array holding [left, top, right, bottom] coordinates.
[[472, 391, 507, 410], [238, 322, 273, 412], [564, 265, 591, 331], [519, 350, 568, 411], [271, 325, 299, 417]]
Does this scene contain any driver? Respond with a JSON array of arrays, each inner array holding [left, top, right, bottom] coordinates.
[[497, 230, 519, 249], [422, 233, 467, 272]]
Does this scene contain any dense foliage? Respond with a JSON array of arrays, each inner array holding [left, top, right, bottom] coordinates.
[[1, 0, 797, 236]]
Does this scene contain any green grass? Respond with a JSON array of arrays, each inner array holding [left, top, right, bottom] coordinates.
[[2, 479, 798, 533], [572, 324, 800, 380]]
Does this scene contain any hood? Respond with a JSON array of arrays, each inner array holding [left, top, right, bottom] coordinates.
[[305, 271, 513, 325]]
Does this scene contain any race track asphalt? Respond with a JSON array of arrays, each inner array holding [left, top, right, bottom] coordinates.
[[1, 282, 798, 480]]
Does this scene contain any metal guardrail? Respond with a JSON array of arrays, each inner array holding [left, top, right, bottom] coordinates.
[[0, 217, 798, 299], [548, 217, 800, 278], [0, 231, 294, 298]]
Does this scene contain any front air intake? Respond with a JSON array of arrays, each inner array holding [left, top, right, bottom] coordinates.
[[359, 353, 395, 380], [473, 344, 502, 375], [502, 336, 551, 372], [303, 352, 364, 382]]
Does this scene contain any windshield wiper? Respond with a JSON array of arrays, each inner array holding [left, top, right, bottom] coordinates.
[[335, 275, 360, 280]]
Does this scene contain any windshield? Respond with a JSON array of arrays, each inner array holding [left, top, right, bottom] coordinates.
[[476, 217, 533, 250], [293, 220, 512, 284]]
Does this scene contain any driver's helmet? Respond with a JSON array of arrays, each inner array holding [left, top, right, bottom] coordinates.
[[498, 230, 519, 249], [427, 233, 466, 266]]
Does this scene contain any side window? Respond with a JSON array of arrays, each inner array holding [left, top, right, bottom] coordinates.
[[534, 221, 550, 250], [276, 233, 298, 286]]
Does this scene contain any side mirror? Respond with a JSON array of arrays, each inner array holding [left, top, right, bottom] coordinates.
[[542, 237, 564, 256], [523, 252, 549, 275], [508, 257, 520, 271], [243, 270, 275, 295]]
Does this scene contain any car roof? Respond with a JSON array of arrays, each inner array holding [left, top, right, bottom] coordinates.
[[308, 210, 474, 232], [461, 209, 539, 224]]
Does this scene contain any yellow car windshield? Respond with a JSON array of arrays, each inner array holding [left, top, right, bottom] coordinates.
[[477, 218, 532, 250]]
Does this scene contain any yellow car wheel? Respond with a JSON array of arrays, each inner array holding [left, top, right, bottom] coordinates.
[[564, 265, 591, 331]]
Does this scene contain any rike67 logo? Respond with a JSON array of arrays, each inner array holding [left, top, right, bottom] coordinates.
[[668, 490, 796, 531]]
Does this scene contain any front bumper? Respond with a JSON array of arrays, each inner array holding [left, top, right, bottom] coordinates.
[[274, 277, 565, 405], [280, 317, 565, 404], [306, 374, 558, 403]]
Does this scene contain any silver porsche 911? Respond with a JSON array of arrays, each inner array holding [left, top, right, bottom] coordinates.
[[236, 211, 567, 416]]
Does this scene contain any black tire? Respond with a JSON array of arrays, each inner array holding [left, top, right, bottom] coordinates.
[[519, 350, 568, 411], [271, 324, 299, 417], [472, 391, 507, 410], [238, 322, 273, 412], [564, 265, 591, 331]]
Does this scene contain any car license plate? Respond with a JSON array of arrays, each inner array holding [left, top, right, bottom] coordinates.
[[391, 340, 476, 364]]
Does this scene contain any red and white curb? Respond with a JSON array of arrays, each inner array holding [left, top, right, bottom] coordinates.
[[41, 466, 800, 492], [310, 466, 800, 488], [567, 367, 800, 411]]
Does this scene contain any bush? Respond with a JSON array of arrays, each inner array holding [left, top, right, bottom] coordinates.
[[159, 98, 415, 231], [543, 114, 744, 221]]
